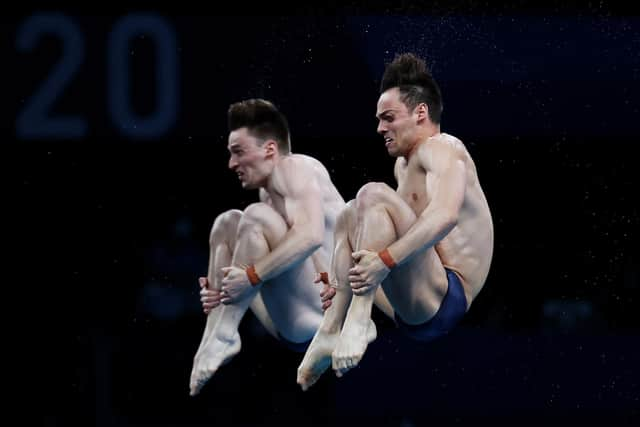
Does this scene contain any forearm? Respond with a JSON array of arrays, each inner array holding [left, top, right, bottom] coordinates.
[[387, 208, 456, 266], [253, 228, 322, 282]]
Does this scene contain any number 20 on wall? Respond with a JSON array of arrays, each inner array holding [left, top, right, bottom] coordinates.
[[16, 13, 179, 140]]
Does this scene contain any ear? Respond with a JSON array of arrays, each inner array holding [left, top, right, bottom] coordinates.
[[415, 103, 429, 123], [264, 140, 278, 157]]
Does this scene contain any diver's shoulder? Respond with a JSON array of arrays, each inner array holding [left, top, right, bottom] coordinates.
[[287, 153, 329, 171]]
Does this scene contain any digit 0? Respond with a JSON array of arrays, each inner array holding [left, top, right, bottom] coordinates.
[[108, 14, 178, 139]]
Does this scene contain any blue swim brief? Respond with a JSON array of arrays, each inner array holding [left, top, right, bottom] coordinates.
[[394, 268, 467, 342], [277, 333, 312, 353]]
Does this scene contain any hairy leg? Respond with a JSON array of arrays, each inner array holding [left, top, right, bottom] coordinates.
[[297, 201, 356, 390], [332, 182, 448, 376], [190, 203, 287, 395], [190, 210, 241, 387]]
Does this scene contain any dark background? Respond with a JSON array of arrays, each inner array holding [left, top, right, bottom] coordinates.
[[5, 4, 639, 426]]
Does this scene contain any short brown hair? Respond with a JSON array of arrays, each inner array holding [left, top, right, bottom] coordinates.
[[227, 99, 291, 154], [380, 53, 443, 124]]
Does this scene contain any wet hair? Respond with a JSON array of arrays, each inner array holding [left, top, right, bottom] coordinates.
[[380, 53, 443, 124], [227, 99, 291, 154]]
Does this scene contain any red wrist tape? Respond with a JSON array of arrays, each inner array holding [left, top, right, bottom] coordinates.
[[319, 272, 329, 284], [246, 265, 262, 286], [378, 248, 397, 269]]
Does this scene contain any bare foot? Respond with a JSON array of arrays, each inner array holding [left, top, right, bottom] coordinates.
[[296, 329, 340, 391], [189, 307, 223, 392], [189, 332, 241, 396], [331, 318, 376, 378]]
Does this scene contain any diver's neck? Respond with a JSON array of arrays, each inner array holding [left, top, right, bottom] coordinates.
[[405, 128, 440, 162]]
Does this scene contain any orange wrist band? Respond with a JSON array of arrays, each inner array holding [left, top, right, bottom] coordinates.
[[378, 248, 397, 269], [246, 265, 262, 286]]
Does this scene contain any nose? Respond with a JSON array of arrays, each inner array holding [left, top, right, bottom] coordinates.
[[377, 121, 387, 135], [228, 156, 238, 170]]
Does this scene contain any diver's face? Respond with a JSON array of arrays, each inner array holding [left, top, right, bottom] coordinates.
[[227, 128, 270, 189], [376, 88, 418, 157]]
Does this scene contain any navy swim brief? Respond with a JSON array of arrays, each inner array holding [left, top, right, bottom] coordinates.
[[394, 268, 467, 342]]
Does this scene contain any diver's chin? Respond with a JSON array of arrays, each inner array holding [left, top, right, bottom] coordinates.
[[387, 146, 401, 158], [241, 181, 258, 190]]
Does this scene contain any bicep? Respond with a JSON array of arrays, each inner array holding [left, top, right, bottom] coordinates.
[[423, 149, 466, 214], [277, 165, 324, 235], [287, 180, 324, 231]]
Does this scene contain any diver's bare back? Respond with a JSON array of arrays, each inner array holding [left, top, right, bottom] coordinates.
[[395, 133, 494, 305]]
